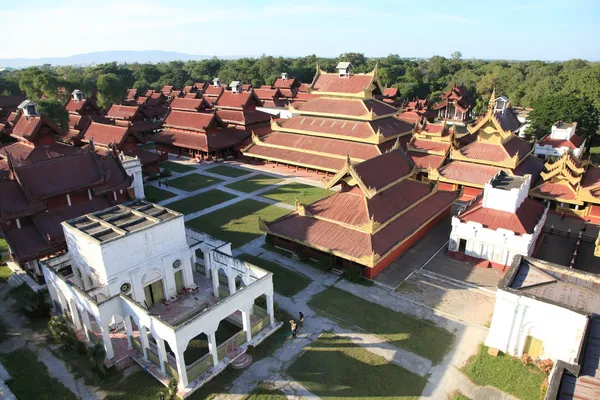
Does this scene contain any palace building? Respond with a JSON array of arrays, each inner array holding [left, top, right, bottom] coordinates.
[[433, 84, 474, 124], [448, 172, 548, 270], [534, 121, 585, 160], [242, 63, 413, 174], [406, 119, 456, 175], [529, 153, 600, 221], [261, 148, 460, 278], [398, 98, 435, 124], [428, 91, 544, 200], [213, 83, 271, 132]]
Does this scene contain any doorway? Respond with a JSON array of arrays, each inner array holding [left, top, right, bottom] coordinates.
[[144, 280, 165, 307], [458, 239, 467, 253], [174, 270, 184, 293]]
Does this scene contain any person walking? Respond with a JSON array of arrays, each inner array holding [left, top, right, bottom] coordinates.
[[298, 312, 304, 329], [158, 180, 162, 187], [289, 319, 297, 338], [561, 212, 566, 221]]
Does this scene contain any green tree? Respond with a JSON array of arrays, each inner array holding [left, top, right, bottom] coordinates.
[[96, 73, 126, 109], [38, 100, 69, 133], [451, 51, 462, 60]]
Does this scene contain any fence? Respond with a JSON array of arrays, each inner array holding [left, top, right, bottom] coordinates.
[[251, 315, 271, 337], [186, 354, 212, 381]]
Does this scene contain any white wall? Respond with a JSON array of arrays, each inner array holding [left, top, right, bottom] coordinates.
[[550, 125, 575, 141], [534, 143, 585, 159], [121, 157, 145, 199], [482, 176, 530, 213], [485, 289, 588, 363]]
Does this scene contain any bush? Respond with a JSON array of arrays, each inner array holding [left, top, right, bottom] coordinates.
[[48, 315, 78, 349], [318, 255, 333, 271], [520, 353, 532, 365], [159, 169, 172, 178], [537, 358, 553, 374], [342, 265, 362, 283]]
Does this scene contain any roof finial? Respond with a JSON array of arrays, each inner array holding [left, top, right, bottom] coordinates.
[[488, 86, 497, 113]]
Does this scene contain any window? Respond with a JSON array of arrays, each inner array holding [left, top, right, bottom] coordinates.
[[173, 259, 182, 269], [120, 282, 131, 294], [26, 105, 37, 115]]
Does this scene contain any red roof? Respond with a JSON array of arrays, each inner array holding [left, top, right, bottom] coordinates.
[[64, 98, 88, 113], [312, 73, 374, 94], [11, 115, 63, 142], [164, 110, 222, 132], [383, 87, 399, 97], [273, 77, 298, 89], [81, 122, 131, 147], [410, 139, 450, 153], [253, 88, 283, 100], [106, 105, 139, 120], [538, 134, 585, 150], [438, 161, 502, 186], [353, 149, 414, 192], [216, 109, 271, 126], [294, 98, 397, 117], [203, 86, 224, 97], [243, 142, 345, 172], [215, 91, 261, 110], [409, 152, 446, 170], [531, 181, 577, 200], [170, 97, 207, 112], [459, 197, 546, 235], [150, 129, 248, 152]]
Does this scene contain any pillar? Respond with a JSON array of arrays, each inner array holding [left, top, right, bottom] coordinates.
[[156, 338, 168, 374], [207, 331, 219, 366], [204, 251, 211, 278], [174, 349, 188, 388], [139, 326, 150, 361], [211, 267, 220, 298], [266, 293, 275, 325], [81, 310, 93, 342], [99, 324, 115, 359], [227, 275, 236, 296], [123, 316, 133, 349], [69, 302, 82, 330], [241, 305, 252, 343]]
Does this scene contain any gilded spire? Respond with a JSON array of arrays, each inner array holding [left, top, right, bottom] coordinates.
[[488, 86, 497, 113]]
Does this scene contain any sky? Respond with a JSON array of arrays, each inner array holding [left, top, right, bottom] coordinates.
[[2, 0, 599, 61]]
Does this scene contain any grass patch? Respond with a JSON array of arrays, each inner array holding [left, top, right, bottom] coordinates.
[[244, 384, 287, 400], [144, 185, 176, 203], [225, 174, 282, 193], [308, 287, 454, 364], [167, 173, 223, 192], [396, 281, 423, 294], [462, 344, 547, 400], [101, 370, 165, 400], [450, 391, 471, 400], [238, 254, 311, 297], [166, 190, 237, 215], [0, 348, 77, 400], [186, 200, 290, 248], [205, 165, 252, 178], [261, 183, 333, 205], [161, 160, 195, 173], [288, 333, 427, 399], [0, 265, 13, 282], [0, 238, 8, 253]]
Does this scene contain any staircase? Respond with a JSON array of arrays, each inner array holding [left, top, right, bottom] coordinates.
[[451, 251, 466, 261], [227, 344, 252, 369]]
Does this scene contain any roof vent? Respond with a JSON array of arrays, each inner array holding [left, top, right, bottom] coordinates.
[[336, 62, 352, 77], [281, 72, 288, 80], [72, 89, 85, 102], [18, 100, 39, 117], [229, 81, 242, 93], [213, 78, 221, 87]]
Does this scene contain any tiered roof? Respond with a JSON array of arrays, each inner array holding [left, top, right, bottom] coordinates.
[[262, 149, 459, 268], [406, 119, 455, 171], [243, 65, 412, 173], [428, 90, 543, 188], [0, 146, 132, 262], [433, 84, 474, 113], [398, 98, 434, 124], [213, 90, 270, 129]]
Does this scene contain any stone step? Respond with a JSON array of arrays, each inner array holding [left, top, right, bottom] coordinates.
[[231, 353, 252, 369], [7, 274, 25, 288]]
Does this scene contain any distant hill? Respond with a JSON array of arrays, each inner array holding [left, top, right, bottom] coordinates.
[[0, 50, 221, 68]]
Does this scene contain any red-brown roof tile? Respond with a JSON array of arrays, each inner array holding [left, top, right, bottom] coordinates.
[[215, 91, 262, 110], [164, 110, 222, 132], [106, 104, 140, 120], [409, 152, 446, 170], [81, 122, 131, 147], [531, 181, 577, 200], [459, 197, 545, 235], [312, 73, 374, 94], [538, 135, 585, 150], [439, 161, 502, 186]]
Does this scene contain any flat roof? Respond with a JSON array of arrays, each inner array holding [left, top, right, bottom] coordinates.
[[490, 171, 526, 191], [63, 199, 180, 244], [502, 256, 600, 315]]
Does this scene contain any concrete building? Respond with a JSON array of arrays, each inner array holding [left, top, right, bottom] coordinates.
[[42, 200, 280, 397], [486, 256, 599, 365], [534, 121, 585, 160], [448, 172, 548, 270]]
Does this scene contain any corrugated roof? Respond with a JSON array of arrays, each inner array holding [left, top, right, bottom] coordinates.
[[459, 197, 546, 235], [312, 73, 374, 94]]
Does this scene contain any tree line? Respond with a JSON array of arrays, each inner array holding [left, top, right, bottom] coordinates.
[[1, 53, 598, 144]]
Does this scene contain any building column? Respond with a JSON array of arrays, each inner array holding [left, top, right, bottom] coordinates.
[[241, 305, 253, 343], [227, 275, 236, 296], [123, 316, 133, 350], [203, 251, 211, 278], [266, 293, 275, 325], [69, 302, 82, 331], [207, 331, 219, 366], [211, 268, 220, 298], [156, 338, 168, 374], [80, 310, 93, 342], [139, 326, 150, 361], [174, 349, 188, 388], [99, 324, 115, 359]]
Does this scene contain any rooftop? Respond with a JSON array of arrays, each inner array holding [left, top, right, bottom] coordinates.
[[490, 171, 527, 191], [63, 200, 180, 244]]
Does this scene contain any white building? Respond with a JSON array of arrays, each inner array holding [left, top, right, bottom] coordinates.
[[42, 200, 280, 396], [534, 121, 585, 159], [119, 152, 145, 199], [485, 256, 599, 363], [448, 172, 548, 268]]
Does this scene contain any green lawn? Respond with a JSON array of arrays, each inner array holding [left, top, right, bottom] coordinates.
[[261, 183, 333, 205], [244, 385, 287, 400], [144, 185, 176, 203], [238, 254, 311, 297], [225, 174, 282, 193], [0, 238, 8, 253], [165, 190, 237, 215], [308, 287, 454, 364], [462, 344, 547, 400], [451, 392, 472, 400], [102, 371, 165, 400], [287, 333, 427, 399], [205, 165, 253, 178], [0, 265, 12, 282], [0, 348, 77, 400], [161, 160, 195, 173], [167, 173, 223, 192], [186, 200, 290, 248]]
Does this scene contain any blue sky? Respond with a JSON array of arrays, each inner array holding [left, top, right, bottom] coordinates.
[[2, 0, 599, 60]]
